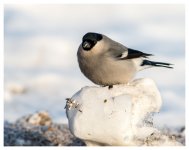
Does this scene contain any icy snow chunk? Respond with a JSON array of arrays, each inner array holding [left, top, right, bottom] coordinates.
[[66, 78, 182, 146]]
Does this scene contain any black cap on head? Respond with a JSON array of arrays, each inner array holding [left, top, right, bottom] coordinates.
[[82, 32, 103, 51]]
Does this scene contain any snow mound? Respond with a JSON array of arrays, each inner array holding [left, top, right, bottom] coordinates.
[[66, 78, 182, 146]]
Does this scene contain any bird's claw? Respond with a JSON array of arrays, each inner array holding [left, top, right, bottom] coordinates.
[[108, 85, 113, 89]]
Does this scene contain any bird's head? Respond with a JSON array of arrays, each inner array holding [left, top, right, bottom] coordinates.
[[82, 32, 103, 51]]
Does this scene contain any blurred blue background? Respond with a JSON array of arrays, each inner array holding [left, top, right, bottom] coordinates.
[[4, 4, 185, 128]]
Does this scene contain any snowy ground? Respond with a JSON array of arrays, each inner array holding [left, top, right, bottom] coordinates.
[[4, 111, 185, 146], [4, 4, 185, 129]]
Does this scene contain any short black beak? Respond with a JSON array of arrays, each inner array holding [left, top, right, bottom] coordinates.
[[82, 41, 92, 50], [83, 41, 90, 48]]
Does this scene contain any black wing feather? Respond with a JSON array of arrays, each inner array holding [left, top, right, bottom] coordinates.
[[119, 48, 153, 60]]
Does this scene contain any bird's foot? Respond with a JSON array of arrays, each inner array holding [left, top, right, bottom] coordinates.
[[108, 85, 113, 89]]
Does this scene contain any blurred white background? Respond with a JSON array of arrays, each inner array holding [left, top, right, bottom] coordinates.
[[4, 4, 185, 128]]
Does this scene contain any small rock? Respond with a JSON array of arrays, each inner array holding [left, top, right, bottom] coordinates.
[[28, 111, 52, 126], [6, 83, 27, 94]]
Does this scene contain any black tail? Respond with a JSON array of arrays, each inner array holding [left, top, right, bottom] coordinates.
[[141, 60, 173, 68]]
